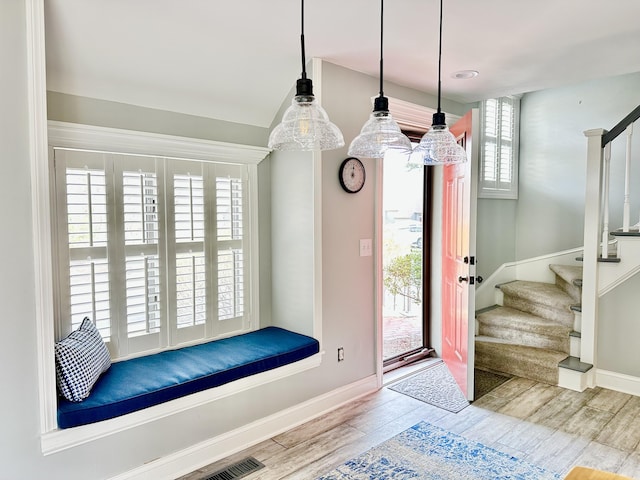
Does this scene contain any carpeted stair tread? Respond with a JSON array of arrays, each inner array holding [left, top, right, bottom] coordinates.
[[549, 264, 583, 302], [500, 280, 573, 308], [476, 306, 570, 352], [477, 306, 570, 335], [549, 264, 583, 285], [499, 280, 575, 326], [475, 336, 566, 385]]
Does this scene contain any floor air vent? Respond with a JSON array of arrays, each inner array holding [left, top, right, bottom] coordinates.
[[202, 457, 265, 480]]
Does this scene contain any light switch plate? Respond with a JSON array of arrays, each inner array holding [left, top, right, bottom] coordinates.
[[360, 239, 372, 257]]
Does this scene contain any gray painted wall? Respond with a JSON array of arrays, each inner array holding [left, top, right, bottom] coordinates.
[[48, 91, 269, 147], [7, 7, 469, 471], [598, 272, 640, 376], [506, 72, 640, 378], [477, 72, 640, 278], [516, 71, 640, 261], [2, 1, 42, 477]]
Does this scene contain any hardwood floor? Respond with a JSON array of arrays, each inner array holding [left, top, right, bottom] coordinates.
[[179, 365, 640, 480]]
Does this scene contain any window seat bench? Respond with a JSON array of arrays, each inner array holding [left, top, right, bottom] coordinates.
[[56, 327, 320, 429]]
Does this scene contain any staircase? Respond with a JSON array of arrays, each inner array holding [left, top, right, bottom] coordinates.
[[473, 108, 640, 392], [475, 264, 586, 385]]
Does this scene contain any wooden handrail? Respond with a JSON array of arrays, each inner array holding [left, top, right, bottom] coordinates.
[[602, 104, 640, 147]]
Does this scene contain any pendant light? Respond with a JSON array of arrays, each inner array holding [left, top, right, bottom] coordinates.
[[348, 0, 412, 159], [268, 0, 344, 151], [412, 0, 467, 165]]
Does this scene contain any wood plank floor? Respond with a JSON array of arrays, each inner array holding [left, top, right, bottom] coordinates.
[[179, 365, 640, 480]]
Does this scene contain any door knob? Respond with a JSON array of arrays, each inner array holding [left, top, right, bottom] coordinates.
[[458, 276, 468, 283]]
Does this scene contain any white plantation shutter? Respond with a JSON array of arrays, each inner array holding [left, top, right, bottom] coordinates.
[[54, 148, 253, 359], [479, 96, 520, 199], [57, 156, 113, 339], [121, 167, 163, 348], [174, 172, 206, 330], [216, 175, 245, 322]]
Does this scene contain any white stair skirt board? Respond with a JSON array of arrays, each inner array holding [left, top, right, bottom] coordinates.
[[475, 247, 583, 311], [559, 366, 594, 392], [598, 236, 640, 296], [107, 375, 378, 480], [570, 335, 581, 358]]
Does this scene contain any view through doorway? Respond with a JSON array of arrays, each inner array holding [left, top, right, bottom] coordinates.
[[382, 149, 430, 370]]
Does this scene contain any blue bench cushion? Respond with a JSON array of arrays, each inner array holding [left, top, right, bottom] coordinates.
[[57, 327, 319, 429]]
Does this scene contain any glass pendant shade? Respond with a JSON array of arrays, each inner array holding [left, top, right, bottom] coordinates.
[[349, 0, 411, 159], [268, 0, 344, 152], [268, 92, 344, 151], [412, 0, 468, 166], [348, 107, 412, 158], [412, 123, 467, 165]]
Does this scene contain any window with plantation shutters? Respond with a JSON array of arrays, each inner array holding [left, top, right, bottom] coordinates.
[[53, 148, 254, 360], [479, 96, 520, 199]]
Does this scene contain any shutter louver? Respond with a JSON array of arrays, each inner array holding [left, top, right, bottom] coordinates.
[[174, 173, 206, 329], [123, 171, 162, 337], [217, 249, 244, 320], [176, 252, 206, 328], [216, 175, 244, 321], [65, 167, 111, 337]]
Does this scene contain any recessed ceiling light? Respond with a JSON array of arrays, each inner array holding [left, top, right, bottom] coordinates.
[[451, 70, 479, 80]]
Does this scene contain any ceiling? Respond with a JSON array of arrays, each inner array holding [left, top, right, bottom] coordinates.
[[44, 0, 640, 129]]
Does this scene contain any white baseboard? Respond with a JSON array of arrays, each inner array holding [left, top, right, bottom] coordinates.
[[108, 375, 379, 480], [596, 369, 640, 396]]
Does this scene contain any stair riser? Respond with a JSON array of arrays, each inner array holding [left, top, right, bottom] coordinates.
[[503, 296, 574, 328], [477, 325, 570, 353], [556, 276, 581, 303], [475, 341, 560, 385]]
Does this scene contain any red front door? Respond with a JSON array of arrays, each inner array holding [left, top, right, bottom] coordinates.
[[441, 109, 478, 399]]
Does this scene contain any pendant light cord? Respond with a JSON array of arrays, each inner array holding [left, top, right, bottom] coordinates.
[[437, 0, 443, 114], [373, 0, 389, 112], [379, 0, 384, 98], [300, 0, 307, 80]]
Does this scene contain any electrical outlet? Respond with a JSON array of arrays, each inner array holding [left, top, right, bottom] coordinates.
[[337, 347, 345, 362]]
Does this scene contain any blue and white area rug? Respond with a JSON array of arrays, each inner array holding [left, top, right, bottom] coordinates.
[[317, 421, 561, 479]]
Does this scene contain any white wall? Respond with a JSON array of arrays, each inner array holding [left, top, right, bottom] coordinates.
[[598, 272, 640, 376], [511, 72, 640, 380], [7, 9, 470, 472], [47, 91, 269, 147], [516, 71, 640, 261], [1, 1, 43, 477]]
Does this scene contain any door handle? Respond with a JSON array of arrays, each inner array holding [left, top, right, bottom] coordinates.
[[458, 276, 468, 283]]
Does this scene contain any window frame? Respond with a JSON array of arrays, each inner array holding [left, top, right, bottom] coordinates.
[[478, 96, 520, 200], [52, 148, 254, 360], [40, 122, 318, 453]]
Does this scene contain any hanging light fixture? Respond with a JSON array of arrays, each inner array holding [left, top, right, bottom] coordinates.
[[412, 0, 467, 165], [348, 0, 412, 159], [268, 0, 344, 151]]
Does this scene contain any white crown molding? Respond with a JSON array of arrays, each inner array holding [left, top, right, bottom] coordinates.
[[386, 97, 461, 133], [48, 121, 270, 165]]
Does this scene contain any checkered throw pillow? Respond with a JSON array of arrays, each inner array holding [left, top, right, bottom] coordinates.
[[55, 317, 111, 402]]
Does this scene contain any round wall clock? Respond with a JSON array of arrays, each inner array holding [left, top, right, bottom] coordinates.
[[338, 157, 366, 194]]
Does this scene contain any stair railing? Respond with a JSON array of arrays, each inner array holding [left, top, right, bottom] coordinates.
[[581, 105, 640, 370]]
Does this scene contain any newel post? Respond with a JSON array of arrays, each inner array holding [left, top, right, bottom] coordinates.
[[581, 129, 606, 370]]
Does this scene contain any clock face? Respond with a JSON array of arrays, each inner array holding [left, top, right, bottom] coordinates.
[[339, 157, 366, 193]]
